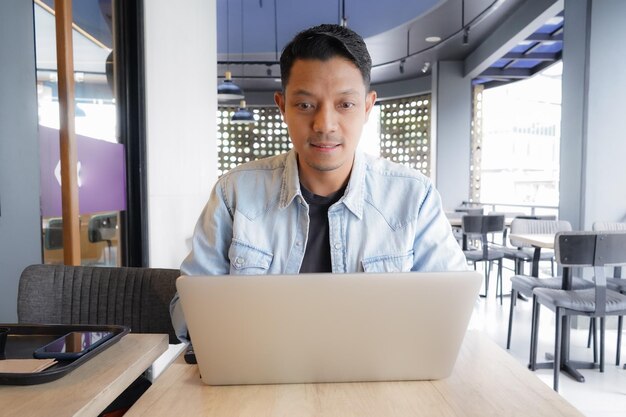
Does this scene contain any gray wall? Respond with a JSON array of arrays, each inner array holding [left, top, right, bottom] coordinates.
[[433, 61, 472, 210], [560, 0, 626, 228], [0, 1, 42, 322]]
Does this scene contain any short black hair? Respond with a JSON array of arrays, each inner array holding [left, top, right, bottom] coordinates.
[[279, 24, 372, 91]]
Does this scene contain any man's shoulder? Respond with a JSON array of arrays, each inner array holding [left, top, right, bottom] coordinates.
[[215, 153, 289, 218], [362, 153, 431, 189], [221, 152, 289, 178]]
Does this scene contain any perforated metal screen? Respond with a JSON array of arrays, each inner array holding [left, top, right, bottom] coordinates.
[[217, 94, 432, 178], [378, 94, 431, 176], [216, 106, 290, 176]]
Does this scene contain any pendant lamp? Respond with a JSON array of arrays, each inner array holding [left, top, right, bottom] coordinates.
[[218, 71, 244, 101], [217, 0, 244, 102], [231, 100, 255, 124]]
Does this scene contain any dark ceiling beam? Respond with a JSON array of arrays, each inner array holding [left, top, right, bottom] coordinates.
[[480, 68, 532, 78], [480, 79, 516, 90], [529, 52, 563, 74], [464, 0, 564, 79], [503, 52, 559, 61], [525, 32, 563, 41]]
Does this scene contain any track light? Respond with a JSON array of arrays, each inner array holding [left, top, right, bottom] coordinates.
[[463, 27, 470, 45], [399, 59, 405, 74]]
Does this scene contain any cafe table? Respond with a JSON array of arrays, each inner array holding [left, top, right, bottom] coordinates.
[[0, 333, 168, 417], [124, 331, 584, 417]]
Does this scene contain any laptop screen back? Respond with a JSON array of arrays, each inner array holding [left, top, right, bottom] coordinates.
[[177, 271, 481, 385]]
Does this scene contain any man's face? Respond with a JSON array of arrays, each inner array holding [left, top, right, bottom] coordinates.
[[274, 57, 377, 193]]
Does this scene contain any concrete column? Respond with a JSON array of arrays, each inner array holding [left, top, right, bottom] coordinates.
[[0, 1, 42, 321], [432, 61, 472, 210], [559, 0, 626, 228]]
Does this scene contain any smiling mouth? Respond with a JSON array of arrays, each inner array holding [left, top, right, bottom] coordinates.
[[310, 143, 341, 150]]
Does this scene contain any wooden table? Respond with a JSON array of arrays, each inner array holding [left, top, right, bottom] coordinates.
[[0, 333, 168, 417], [447, 216, 515, 228], [125, 332, 584, 417]]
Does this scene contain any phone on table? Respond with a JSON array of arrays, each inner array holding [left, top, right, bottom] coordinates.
[[33, 331, 114, 360]]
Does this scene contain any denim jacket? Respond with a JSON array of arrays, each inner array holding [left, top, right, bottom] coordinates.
[[171, 150, 467, 341]]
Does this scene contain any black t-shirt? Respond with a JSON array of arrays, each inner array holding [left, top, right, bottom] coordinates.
[[299, 184, 346, 273]]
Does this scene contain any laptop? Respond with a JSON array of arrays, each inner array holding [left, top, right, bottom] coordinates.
[[176, 271, 481, 385]]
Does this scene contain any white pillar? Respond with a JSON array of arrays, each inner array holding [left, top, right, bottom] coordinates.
[[144, 0, 218, 268]]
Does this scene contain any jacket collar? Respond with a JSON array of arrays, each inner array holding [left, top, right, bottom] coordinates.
[[278, 149, 365, 219]]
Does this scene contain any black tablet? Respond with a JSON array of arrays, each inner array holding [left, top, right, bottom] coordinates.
[[33, 331, 115, 360]]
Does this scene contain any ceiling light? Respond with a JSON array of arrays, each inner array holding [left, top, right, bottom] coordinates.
[[217, 71, 244, 102], [231, 100, 255, 124], [425, 36, 441, 43], [462, 27, 470, 45], [421, 62, 431, 73]]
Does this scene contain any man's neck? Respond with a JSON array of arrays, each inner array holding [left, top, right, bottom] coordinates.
[[297, 161, 352, 197]]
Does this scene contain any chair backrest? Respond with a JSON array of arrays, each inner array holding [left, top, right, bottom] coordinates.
[[18, 264, 181, 343], [592, 221, 626, 232], [514, 215, 557, 220], [462, 214, 505, 235], [462, 215, 505, 258], [555, 231, 626, 315], [593, 222, 626, 277], [509, 219, 572, 248]]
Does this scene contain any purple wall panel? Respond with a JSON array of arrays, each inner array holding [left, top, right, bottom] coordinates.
[[39, 126, 126, 217]]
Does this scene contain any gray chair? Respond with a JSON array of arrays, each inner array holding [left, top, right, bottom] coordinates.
[[589, 222, 626, 366], [505, 219, 591, 350], [462, 214, 505, 303], [18, 264, 181, 344], [501, 217, 560, 276], [531, 231, 626, 391]]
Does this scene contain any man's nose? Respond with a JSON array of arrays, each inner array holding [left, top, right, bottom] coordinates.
[[312, 105, 338, 134]]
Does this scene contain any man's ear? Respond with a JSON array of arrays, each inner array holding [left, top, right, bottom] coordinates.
[[274, 91, 286, 115], [364, 90, 377, 120]]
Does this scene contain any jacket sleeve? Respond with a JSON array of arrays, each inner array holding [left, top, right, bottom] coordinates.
[[411, 183, 468, 272], [170, 180, 234, 342]]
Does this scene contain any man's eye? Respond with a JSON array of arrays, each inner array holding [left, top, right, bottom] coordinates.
[[296, 103, 314, 110], [339, 102, 355, 109]]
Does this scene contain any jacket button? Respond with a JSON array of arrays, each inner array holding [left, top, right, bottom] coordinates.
[[333, 243, 341, 250], [235, 257, 244, 266]]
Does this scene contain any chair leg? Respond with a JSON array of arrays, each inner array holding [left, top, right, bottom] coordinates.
[[507, 288, 516, 349], [553, 308, 562, 392], [498, 260, 503, 305], [593, 317, 598, 364], [587, 318, 593, 348], [484, 262, 490, 298], [617, 315, 623, 366], [530, 295, 540, 371], [600, 317, 606, 373], [550, 258, 554, 277]]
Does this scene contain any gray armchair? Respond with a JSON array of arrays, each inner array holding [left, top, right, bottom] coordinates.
[[17, 264, 181, 344]]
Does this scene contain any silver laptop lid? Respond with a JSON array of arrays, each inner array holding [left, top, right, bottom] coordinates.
[[177, 271, 481, 385]]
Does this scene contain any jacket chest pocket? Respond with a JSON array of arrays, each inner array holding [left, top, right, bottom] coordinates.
[[228, 240, 274, 275], [361, 250, 414, 273]]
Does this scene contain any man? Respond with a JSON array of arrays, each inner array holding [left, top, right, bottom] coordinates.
[[171, 24, 466, 341]]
